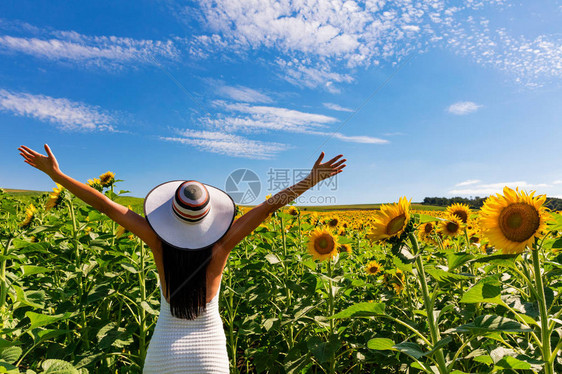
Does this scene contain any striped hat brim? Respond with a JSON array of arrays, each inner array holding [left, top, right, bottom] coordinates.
[[144, 180, 236, 250]]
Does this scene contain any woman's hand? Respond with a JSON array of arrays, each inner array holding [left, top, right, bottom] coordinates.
[[308, 152, 346, 186], [18, 144, 61, 178]]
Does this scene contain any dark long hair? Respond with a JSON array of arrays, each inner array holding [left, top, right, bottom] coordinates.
[[161, 240, 213, 320]]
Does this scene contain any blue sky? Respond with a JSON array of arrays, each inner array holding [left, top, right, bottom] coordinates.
[[1, 0, 562, 205]]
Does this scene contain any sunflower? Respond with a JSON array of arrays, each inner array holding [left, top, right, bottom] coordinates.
[[307, 227, 339, 261], [383, 269, 405, 294], [327, 217, 339, 228], [365, 260, 382, 275], [446, 203, 471, 224], [418, 222, 436, 243], [45, 184, 65, 211], [288, 206, 299, 216], [338, 244, 352, 254], [99, 171, 115, 187], [479, 186, 549, 254], [87, 178, 103, 191], [20, 204, 37, 228], [115, 225, 127, 238], [367, 197, 411, 241], [438, 215, 464, 237]]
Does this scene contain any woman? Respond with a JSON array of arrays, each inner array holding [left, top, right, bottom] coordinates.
[[18, 144, 346, 373]]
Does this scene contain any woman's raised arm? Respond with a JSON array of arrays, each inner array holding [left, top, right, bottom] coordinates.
[[18, 144, 161, 250], [214, 152, 346, 254]]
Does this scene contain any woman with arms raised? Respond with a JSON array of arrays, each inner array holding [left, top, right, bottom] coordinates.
[[18, 144, 346, 373]]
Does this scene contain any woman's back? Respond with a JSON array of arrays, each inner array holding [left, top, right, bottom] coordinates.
[[143, 277, 229, 374]]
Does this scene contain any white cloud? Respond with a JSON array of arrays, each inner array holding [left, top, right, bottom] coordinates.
[[205, 100, 387, 144], [185, 1, 560, 88], [0, 27, 179, 69], [449, 181, 551, 196], [444, 16, 562, 87], [275, 58, 354, 92], [323, 102, 353, 112], [305, 130, 388, 144], [447, 101, 482, 115], [0, 89, 114, 131], [383, 132, 405, 136], [160, 129, 288, 159], [212, 100, 337, 130], [553, 180, 562, 185], [455, 179, 481, 187], [217, 85, 273, 103]]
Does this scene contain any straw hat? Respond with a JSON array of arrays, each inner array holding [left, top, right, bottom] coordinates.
[[144, 180, 236, 250]]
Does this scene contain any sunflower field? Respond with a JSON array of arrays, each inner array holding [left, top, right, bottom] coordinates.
[[2, 176, 562, 373]]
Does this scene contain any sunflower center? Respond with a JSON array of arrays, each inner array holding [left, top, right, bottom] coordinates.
[[314, 234, 335, 255], [386, 214, 406, 235], [424, 223, 434, 234], [498, 203, 540, 242], [446, 221, 459, 234], [453, 210, 468, 223]]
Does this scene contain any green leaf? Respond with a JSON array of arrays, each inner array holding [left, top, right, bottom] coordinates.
[[0, 347, 22, 364], [472, 253, 519, 270], [31, 329, 70, 344], [307, 336, 339, 364], [425, 266, 475, 284], [330, 302, 385, 319], [302, 258, 316, 271], [0, 361, 19, 374], [367, 338, 395, 350], [447, 252, 474, 271], [417, 214, 443, 223], [450, 315, 532, 335], [21, 265, 53, 276], [120, 263, 138, 274], [25, 311, 72, 330], [494, 356, 531, 370], [460, 275, 505, 306], [393, 342, 425, 360], [13, 286, 45, 309], [426, 337, 451, 357], [473, 355, 493, 365], [140, 301, 158, 316], [265, 253, 281, 264], [41, 359, 79, 374]]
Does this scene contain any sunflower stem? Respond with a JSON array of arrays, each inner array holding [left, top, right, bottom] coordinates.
[[0, 237, 13, 310], [409, 233, 448, 374], [327, 259, 336, 374], [531, 248, 553, 373], [68, 197, 89, 350], [279, 215, 294, 349]]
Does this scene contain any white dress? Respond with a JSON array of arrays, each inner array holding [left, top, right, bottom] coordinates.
[[143, 279, 229, 373]]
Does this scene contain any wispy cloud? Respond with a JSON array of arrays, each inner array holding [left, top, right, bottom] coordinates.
[[455, 179, 481, 187], [205, 100, 386, 144], [160, 129, 289, 159], [444, 16, 562, 87], [449, 181, 551, 196], [217, 85, 273, 103], [447, 101, 482, 115], [185, 1, 560, 89], [323, 102, 353, 112], [383, 132, 405, 136], [0, 24, 179, 69], [305, 130, 388, 144], [0, 89, 115, 131]]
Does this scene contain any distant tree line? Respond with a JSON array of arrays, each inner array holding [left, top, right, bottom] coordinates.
[[422, 196, 562, 211]]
